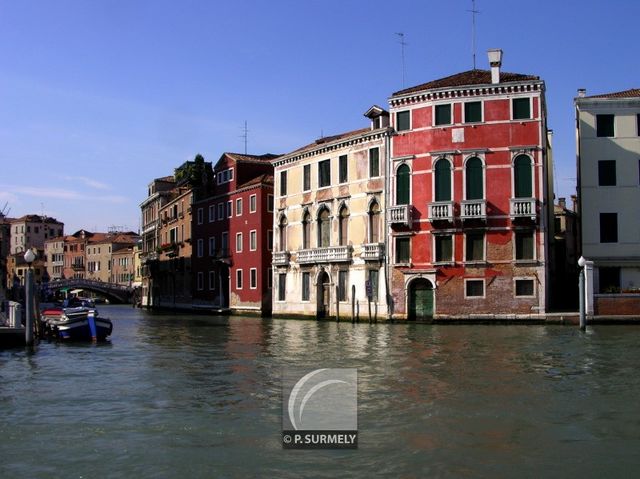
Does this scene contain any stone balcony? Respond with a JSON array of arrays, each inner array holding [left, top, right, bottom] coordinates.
[[388, 205, 412, 227], [428, 201, 455, 222], [297, 246, 352, 264], [510, 198, 537, 220], [362, 242, 385, 261], [461, 199, 487, 221], [272, 251, 290, 266]]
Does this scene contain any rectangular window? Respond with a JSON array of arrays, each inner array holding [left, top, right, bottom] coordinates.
[[226, 201, 232, 218], [465, 232, 484, 262], [515, 231, 535, 260], [464, 101, 482, 123], [465, 279, 484, 298], [396, 237, 410, 263], [600, 213, 618, 243], [236, 198, 243, 216], [280, 171, 287, 196], [278, 273, 286, 301], [208, 205, 215, 222], [302, 272, 310, 301], [599, 267, 621, 293], [303, 164, 311, 191], [209, 271, 216, 290], [250, 194, 257, 213], [596, 114, 615, 137], [250, 230, 257, 251], [236, 269, 243, 289], [338, 271, 348, 301], [267, 230, 273, 250], [435, 104, 451, 125], [250, 268, 257, 289], [598, 160, 616, 186], [267, 194, 274, 212], [197, 272, 204, 291], [209, 236, 216, 256], [515, 279, 535, 297], [236, 232, 243, 252], [397, 110, 410, 131], [369, 148, 379, 177], [435, 235, 452, 263], [368, 269, 379, 302], [339, 155, 348, 183], [318, 159, 331, 188], [197, 238, 203, 257], [197, 208, 203, 224], [512, 98, 531, 120], [217, 203, 224, 220]]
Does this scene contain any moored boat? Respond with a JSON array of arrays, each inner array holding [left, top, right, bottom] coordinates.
[[41, 307, 113, 342]]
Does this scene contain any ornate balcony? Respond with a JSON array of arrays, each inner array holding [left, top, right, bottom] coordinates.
[[510, 198, 537, 220], [297, 246, 352, 264], [461, 199, 487, 221], [362, 243, 385, 261], [428, 201, 454, 222], [272, 251, 290, 266], [388, 205, 412, 227]]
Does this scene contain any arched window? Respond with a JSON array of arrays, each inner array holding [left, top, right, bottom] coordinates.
[[338, 205, 350, 246], [278, 216, 288, 251], [465, 157, 483, 200], [318, 208, 330, 248], [302, 211, 311, 249], [396, 164, 410, 205], [514, 155, 533, 198], [434, 159, 452, 201], [369, 201, 381, 243]]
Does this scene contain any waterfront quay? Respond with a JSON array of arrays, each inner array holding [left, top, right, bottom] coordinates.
[[2, 305, 640, 477]]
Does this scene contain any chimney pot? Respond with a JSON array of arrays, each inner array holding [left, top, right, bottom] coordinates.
[[487, 49, 503, 84], [578, 88, 586, 98]]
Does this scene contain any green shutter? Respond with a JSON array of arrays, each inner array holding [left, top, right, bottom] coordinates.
[[396, 237, 410, 263], [339, 155, 348, 183], [435, 104, 451, 125], [513, 98, 531, 120], [514, 155, 532, 198], [396, 164, 410, 205], [397, 111, 410, 131], [369, 148, 379, 177], [464, 101, 482, 123], [436, 235, 452, 262], [465, 157, 483, 200], [435, 160, 451, 201]]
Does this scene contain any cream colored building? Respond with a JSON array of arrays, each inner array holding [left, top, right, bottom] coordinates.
[[44, 237, 65, 280], [272, 107, 392, 319]]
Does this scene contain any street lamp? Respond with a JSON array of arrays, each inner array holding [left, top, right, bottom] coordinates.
[[23, 248, 36, 345], [578, 256, 586, 331]]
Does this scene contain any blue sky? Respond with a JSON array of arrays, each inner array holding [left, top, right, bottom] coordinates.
[[1, 0, 638, 233]]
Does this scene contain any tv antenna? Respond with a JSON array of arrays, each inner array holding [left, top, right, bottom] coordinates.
[[467, 0, 481, 69], [395, 32, 407, 88], [240, 121, 249, 154]]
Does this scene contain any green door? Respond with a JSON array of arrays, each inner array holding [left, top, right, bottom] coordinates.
[[409, 279, 434, 320]]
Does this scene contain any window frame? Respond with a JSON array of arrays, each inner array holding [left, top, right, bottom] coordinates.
[[463, 100, 483, 123], [278, 273, 286, 301], [250, 230, 257, 251], [369, 148, 380, 178], [303, 164, 311, 191], [197, 207, 203, 225], [208, 205, 215, 222], [235, 232, 243, 253], [434, 234, 453, 264], [209, 271, 216, 291], [596, 114, 615, 137], [464, 279, 485, 298], [464, 231, 485, 263], [236, 269, 243, 290], [249, 194, 257, 213], [514, 278, 536, 298], [197, 271, 204, 291], [396, 110, 411, 131], [339, 155, 348, 184], [434, 103, 452, 126], [318, 159, 331, 188], [599, 213, 618, 243], [515, 230, 536, 261], [280, 170, 287, 196], [302, 272, 310, 301], [598, 160, 616, 186], [250, 268, 257, 289], [395, 236, 411, 264], [512, 97, 532, 120], [236, 198, 243, 216]]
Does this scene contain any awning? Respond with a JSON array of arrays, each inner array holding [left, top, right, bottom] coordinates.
[[70, 289, 84, 294]]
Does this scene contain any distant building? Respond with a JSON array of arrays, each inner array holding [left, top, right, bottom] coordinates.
[[44, 237, 65, 281], [386, 50, 553, 319], [62, 230, 92, 279], [6, 249, 46, 292], [111, 246, 136, 286], [575, 88, 640, 315], [9, 215, 64, 254], [0, 213, 12, 299], [271, 109, 392, 319], [551, 197, 579, 310], [192, 152, 278, 314]]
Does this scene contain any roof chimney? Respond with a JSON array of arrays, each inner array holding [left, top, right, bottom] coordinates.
[[577, 88, 586, 98], [487, 49, 503, 84], [558, 197, 566, 209]]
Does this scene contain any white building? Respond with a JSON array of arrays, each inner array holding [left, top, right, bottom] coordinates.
[[575, 88, 640, 315], [272, 107, 392, 319]]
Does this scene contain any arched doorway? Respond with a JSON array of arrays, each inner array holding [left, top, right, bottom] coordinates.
[[408, 278, 434, 320], [316, 271, 331, 319]]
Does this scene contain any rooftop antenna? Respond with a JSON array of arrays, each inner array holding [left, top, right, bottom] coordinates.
[[240, 121, 249, 154], [467, 0, 481, 69], [395, 32, 407, 88]]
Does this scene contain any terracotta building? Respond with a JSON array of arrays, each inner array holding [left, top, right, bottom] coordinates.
[[386, 50, 553, 319]]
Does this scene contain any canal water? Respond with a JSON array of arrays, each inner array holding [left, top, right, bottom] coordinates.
[[1, 305, 640, 478]]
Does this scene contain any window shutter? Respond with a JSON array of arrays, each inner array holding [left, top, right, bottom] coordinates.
[[465, 157, 483, 200], [435, 160, 452, 201], [514, 155, 532, 198], [396, 165, 410, 205]]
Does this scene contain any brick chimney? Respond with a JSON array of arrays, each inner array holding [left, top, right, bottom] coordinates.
[[577, 88, 586, 98], [487, 49, 503, 84]]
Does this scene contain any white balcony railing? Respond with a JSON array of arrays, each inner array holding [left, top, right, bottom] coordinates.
[[297, 246, 352, 264], [428, 201, 454, 222], [388, 205, 412, 226], [510, 198, 537, 219], [362, 243, 385, 261], [272, 251, 290, 266], [461, 199, 487, 220]]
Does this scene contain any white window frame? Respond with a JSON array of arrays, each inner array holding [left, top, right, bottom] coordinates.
[[433, 102, 453, 126], [462, 100, 484, 124], [396, 110, 411, 131], [250, 194, 257, 213], [250, 230, 257, 251], [236, 269, 243, 290], [464, 278, 485, 299], [197, 271, 204, 291], [197, 238, 204, 258], [250, 268, 257, 289], [236, 198, 243, 216], [511, 96, 533, 121], [236, 232, 243, 253], [514, 277, 537, 298], [208, 205, 215, 222]]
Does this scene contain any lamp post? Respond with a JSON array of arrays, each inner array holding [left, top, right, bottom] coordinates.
[[578, 256, 586, 331], [24, 248, 36, 345]]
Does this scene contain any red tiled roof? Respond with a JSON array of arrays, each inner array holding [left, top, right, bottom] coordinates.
[[237, 174, 274, 189], [284, 128, 371, 158], [582, 88, 640, 99], [224, 153, 281, 165], [155, 175, 175, 182], [392, 69, 540, 96]]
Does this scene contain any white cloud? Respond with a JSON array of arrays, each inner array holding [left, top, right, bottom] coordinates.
[[58, 175, 110, 190], [0, 184, 129, 204]]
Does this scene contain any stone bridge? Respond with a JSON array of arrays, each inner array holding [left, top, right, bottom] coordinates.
[[46, 278, 135, 303]]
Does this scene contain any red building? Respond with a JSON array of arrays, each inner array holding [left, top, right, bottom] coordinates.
[[192, 153, 278, 314], [387, 50, 554, 319]]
